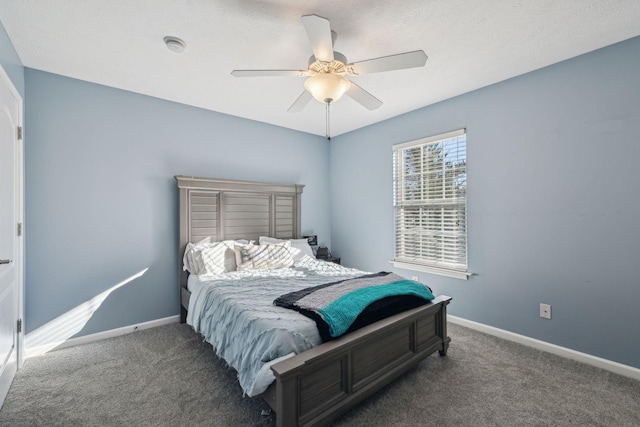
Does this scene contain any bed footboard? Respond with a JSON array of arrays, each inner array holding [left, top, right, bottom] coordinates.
[[266, 295, 451, 427]]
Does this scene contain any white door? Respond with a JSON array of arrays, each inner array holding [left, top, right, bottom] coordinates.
[[0, 65, 22, 408]]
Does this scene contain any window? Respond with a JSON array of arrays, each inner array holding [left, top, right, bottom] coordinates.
[[392, 129, 468, 279]]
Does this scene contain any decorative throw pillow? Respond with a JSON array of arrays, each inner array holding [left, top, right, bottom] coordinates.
[[232, 241, 254, 270], [184, 240, 249, 274], [183, 242, 207, 274], [258, 236, 315, 261], [199, 241, 236, 275], [235, 241, 295, 271]]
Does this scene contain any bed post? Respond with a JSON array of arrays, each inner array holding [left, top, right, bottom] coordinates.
[[177, 179, 189, 323], [437, 298, 451, 356], [294, 184, 303, 238], [274, 369, 299, 427]]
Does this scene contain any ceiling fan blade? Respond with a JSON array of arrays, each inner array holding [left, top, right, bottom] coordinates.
[[346, 82, 383, 110], [231, 69, 308, 77], [301, 14, 334, 63], [347, 50, 427, 75], [288, 90, 313, 113]]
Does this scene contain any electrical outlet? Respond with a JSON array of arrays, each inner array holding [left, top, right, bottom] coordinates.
[[540, 303, 551, 319], [412, 276, 419, 282]]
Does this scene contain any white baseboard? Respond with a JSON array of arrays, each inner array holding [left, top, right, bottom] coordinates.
[[448, 315, 640, 381], [25, 315, 180, 359], [23, 313, 639, 381]]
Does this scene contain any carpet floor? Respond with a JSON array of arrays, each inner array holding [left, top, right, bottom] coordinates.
[[1, 322, 639, 426]]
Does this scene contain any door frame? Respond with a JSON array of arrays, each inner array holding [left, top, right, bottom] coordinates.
[[0, 63, 24, 371]]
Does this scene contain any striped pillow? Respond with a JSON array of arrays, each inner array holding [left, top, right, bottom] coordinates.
[[234, 242, 294, 271], [184, 240, 250, 274]]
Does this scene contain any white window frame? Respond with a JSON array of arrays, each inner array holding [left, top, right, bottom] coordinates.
[[392, 129, 470, 280]]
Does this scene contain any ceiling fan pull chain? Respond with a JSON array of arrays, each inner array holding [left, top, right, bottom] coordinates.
[[326, 101, 331, 140]]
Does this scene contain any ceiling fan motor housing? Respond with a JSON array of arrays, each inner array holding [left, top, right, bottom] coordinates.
[[308, 52, 348, 75]]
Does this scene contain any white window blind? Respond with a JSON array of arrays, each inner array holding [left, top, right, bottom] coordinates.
[[393, 129, 468, 278]]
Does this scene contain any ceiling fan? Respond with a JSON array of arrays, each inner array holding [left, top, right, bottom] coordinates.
[[231, 14, 428, 139]]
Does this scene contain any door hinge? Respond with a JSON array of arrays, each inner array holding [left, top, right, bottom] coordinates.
[[17, 126, 22, 141], [17, 222, 22, 237], [17, 319, 22, 334]]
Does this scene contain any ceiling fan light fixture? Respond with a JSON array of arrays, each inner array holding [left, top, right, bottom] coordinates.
[[304, 73, 351, 103]]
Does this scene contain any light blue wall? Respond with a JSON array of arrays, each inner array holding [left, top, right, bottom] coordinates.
[[24, 69, 329, 336], [329, 36, 640, 368], [15, 16, 640, 368]]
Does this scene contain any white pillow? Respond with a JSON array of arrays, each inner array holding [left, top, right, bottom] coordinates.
[[258, 236, 315, 261], [234, 241, 294, 271], [199, 241, 237, 275], [183, 240, 249, 274], [183, 242, 205, 273]]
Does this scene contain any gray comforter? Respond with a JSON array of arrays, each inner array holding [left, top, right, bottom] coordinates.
[[186, 256, 365, 396]]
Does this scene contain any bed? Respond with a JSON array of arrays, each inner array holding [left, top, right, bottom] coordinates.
[[176, 175, 451, 427]]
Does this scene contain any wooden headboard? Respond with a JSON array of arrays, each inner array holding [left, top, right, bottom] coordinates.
[[175, 175, 304, 320]]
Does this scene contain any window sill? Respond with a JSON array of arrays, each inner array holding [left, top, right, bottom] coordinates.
[[391, 261, 471, 280]]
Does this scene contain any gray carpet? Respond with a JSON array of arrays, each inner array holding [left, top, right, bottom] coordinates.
[[1, 322, 639, 426]]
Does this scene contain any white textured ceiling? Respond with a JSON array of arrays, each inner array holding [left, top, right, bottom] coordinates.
[[1, 1, 640, 137]]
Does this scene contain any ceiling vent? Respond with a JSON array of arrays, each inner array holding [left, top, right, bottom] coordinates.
[[164, 36, 186, 53]]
